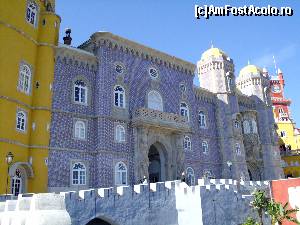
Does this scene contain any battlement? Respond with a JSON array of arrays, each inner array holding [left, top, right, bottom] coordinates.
[[0, 179, 273, 225]]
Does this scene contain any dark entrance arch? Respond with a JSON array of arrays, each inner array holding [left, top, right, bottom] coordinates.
[[148, 143, 167, 183], [86, 218, 112, 225]]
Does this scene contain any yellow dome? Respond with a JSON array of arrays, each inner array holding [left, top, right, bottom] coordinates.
[[239, 65, 262, 77], [201, 47, 228, 60]]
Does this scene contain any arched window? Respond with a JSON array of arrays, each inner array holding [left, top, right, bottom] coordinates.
[[148, 90, 163, 111], [74, 121, 86, 140], [243, 120, 250, 134], [16, 110, 26, 131], [183, 136, 191, 151], [11, 169, 22, 196], [202, 141, 208, 154], [114, 85, 125, 108], [26, 1, 38, 26], [186, 167, 195, 186], [115, 162, 127, 185], [251, 120, 258, 133], [180, 102, 189, 121], [74, 80, 87, 104], [235, 143, 241, 155], [234, 120, 240, 129], [72, 162, 86, 185], [199, 111, 206, 128], [18, 64, 31, 94], [203, 170, 215, 179], [116, 125, 126, 142], [278, 108, 284, 113]]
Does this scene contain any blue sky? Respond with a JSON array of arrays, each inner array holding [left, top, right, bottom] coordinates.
[[56, 0, 300, 125]]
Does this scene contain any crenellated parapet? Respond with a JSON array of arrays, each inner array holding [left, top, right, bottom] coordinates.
[[0, 179, 274, 225], [55, 44, 98, 72], [78, 32, 196, 75], [193, 86, 217, 103]]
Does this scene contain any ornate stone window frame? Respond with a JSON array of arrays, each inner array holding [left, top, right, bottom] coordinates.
[[146, 89, 164, 111], [113, 85, 126, 108], [18, 61, 33, 95], [70, 160, 89, 188], [16, 108, 28, 133], [201, 140, 209, 154], [186, 167, 195, 186], [114, 161, 128, 186], [180, 101, 190, 122], [183, 135, 192, 151], [114, 122, 127, 143], [203, 169, 215, 179], [198, 108, 208, 129], [73, 118, 88, 141], [71, 76, 91, 106], [235, 143, 241, 155], [25, 0, 39, 28]]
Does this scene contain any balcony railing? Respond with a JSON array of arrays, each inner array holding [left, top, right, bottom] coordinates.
[[132, 108, 190, 131]]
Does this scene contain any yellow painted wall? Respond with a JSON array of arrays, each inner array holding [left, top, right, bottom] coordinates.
[[0, 0, 60, 194], [282, 155, 300, 178]]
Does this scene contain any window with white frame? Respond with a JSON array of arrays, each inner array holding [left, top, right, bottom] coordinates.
[[115, 162, 127, 185], [251, 120, 258, 133], [183, 136, 191, 151], [148, 90, 163, 111], [180, 102, 189, 121], [202, 141, 208, 154], [235, 143, 241, 155], [74, 80, 87, 105], [114, 85, 125, 108], [243, 120, 250, 134], [115, 125, 126, 142], [26, 1, 38, 26], [16, 110, 27, 132], [11, 169, 22, 196], [186, 167, 195, 186], [74, 120, 86, 140], [72, 162, 86, 185], [199, 111, 206, 128], [18, 64, 31, 94]]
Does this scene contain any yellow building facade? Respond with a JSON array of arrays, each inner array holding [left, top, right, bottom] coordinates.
[[270, 69, 300, 177], [0, 0, 60, 194]]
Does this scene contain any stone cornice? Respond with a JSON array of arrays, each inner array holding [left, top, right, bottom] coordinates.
[[236, 92, 255, 107], [193, 86, 217, 103], [55, 44, 98, 71], [0, 95, 51, 111], [79, 32, 196, 75]]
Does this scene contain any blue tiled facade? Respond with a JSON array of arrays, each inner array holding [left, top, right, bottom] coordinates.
[[48, 32, 283, 191]]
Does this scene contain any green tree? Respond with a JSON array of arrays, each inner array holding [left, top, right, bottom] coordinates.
[[267, 201, 300, 225], [250, 190, 269, 225], [242, 217, 259, 225]]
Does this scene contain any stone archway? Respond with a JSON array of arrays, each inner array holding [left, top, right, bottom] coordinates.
[[148, 143, 167, 182], [86, 218, 112, 225]]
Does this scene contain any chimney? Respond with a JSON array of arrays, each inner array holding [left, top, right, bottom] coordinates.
[[63, 28, 72, 45]]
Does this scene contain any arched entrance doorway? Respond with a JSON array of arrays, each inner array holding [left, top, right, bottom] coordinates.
[[86, 218, 112, 225], [148, 143, 167, 183]]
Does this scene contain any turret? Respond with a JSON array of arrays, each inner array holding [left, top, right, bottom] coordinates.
[[197, 47, 235, 94], [236, 65, 270, 105]]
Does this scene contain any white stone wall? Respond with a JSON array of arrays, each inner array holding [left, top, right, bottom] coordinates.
[[0, 179, 275, 225]]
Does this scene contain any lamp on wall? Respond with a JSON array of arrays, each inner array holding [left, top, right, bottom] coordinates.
[[5, 152, 14, 199]]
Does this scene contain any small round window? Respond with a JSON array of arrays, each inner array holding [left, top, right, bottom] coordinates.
[[149, 67, 159, 79], [115, 64, 124, 74]]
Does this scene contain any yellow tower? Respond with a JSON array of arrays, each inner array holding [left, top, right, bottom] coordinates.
[[270, 69, 300, 177], [0, 0, 60, 195]]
